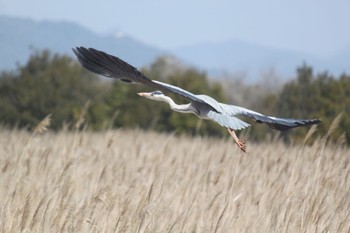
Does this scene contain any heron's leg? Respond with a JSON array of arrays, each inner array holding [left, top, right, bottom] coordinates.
[[227, 128, 247, 152]]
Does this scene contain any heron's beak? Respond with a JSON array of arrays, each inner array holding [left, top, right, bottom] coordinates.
[[137, 92, 148, 97]]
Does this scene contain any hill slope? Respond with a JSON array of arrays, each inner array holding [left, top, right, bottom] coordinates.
[[173, 40, 349, 80], [0, 15, 164, 70], [1, 15, 349, 80]]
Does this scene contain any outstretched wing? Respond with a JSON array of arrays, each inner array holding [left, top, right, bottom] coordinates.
[[220, 103, 321, 131], [73, 47, 206, 104]]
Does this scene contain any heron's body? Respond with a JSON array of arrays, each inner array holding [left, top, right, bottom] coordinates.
[[73, 47, 321, 152]]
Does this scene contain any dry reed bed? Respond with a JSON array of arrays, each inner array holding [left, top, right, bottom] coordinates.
[[0, 129, 349, 232]]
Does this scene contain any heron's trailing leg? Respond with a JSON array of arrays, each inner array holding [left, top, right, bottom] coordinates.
[[227, 128, 247, 152]]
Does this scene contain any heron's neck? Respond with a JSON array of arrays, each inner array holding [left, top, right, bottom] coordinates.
[[161, 96, 192, 113]]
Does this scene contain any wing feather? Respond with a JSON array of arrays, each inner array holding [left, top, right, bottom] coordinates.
[[220, 103, 320, 131], [73, 47, 149, 82], [73, 47, 206, 104], [207, 111, 250, 130], [151, 80, 207, 104]]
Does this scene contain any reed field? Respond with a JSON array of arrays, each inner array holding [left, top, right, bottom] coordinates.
[[0, 128, 349, 233]]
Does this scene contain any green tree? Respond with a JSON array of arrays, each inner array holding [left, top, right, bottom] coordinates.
[[275, 64, 350, 143], [0, 50, 106, 130]]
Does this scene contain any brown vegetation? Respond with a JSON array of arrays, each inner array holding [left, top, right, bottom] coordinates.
[[0, 128, 349, 232]]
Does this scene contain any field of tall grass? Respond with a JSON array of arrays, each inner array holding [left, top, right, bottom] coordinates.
[[0, 127, 349, 232]]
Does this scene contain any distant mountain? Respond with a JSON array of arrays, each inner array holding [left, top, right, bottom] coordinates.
[[1, 15, 349, 81], [173, 40, 350, 81], [0, 15, 165, 71]]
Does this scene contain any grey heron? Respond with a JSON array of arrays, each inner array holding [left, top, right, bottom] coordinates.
[[72, 47, 321, 152]]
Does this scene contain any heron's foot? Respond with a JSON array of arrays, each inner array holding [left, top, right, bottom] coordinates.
[[235, 139, 247, 153], [227, 128, 247, 153]]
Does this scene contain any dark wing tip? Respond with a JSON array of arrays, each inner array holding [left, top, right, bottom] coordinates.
[[72, 47, 115, 77], [270, 118, 321, 131], [298, 118, 321, 126], [313, 119, 321, 124], [72, 46, 148, 83]]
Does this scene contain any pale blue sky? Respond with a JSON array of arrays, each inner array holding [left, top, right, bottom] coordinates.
[[1, 0, 349, 54]]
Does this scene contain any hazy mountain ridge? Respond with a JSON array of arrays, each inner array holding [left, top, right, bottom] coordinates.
[[173, 40, 349, 80], [1, 15, 349, 81], [0, 15, 165, 70]]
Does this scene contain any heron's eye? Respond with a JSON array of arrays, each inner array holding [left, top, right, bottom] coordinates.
[[152, 91, 163, 96]]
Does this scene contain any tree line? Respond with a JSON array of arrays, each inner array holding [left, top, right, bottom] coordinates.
[[0, 50, 348, 144]]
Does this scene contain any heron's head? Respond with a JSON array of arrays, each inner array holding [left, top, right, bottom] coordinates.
[[138, 91, 166, 101]]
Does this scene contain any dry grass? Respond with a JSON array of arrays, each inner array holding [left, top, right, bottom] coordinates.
[[0, 128, 349, 233]]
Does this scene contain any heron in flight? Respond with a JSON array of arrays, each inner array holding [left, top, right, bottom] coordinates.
[[73, 47, 320, 152]]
